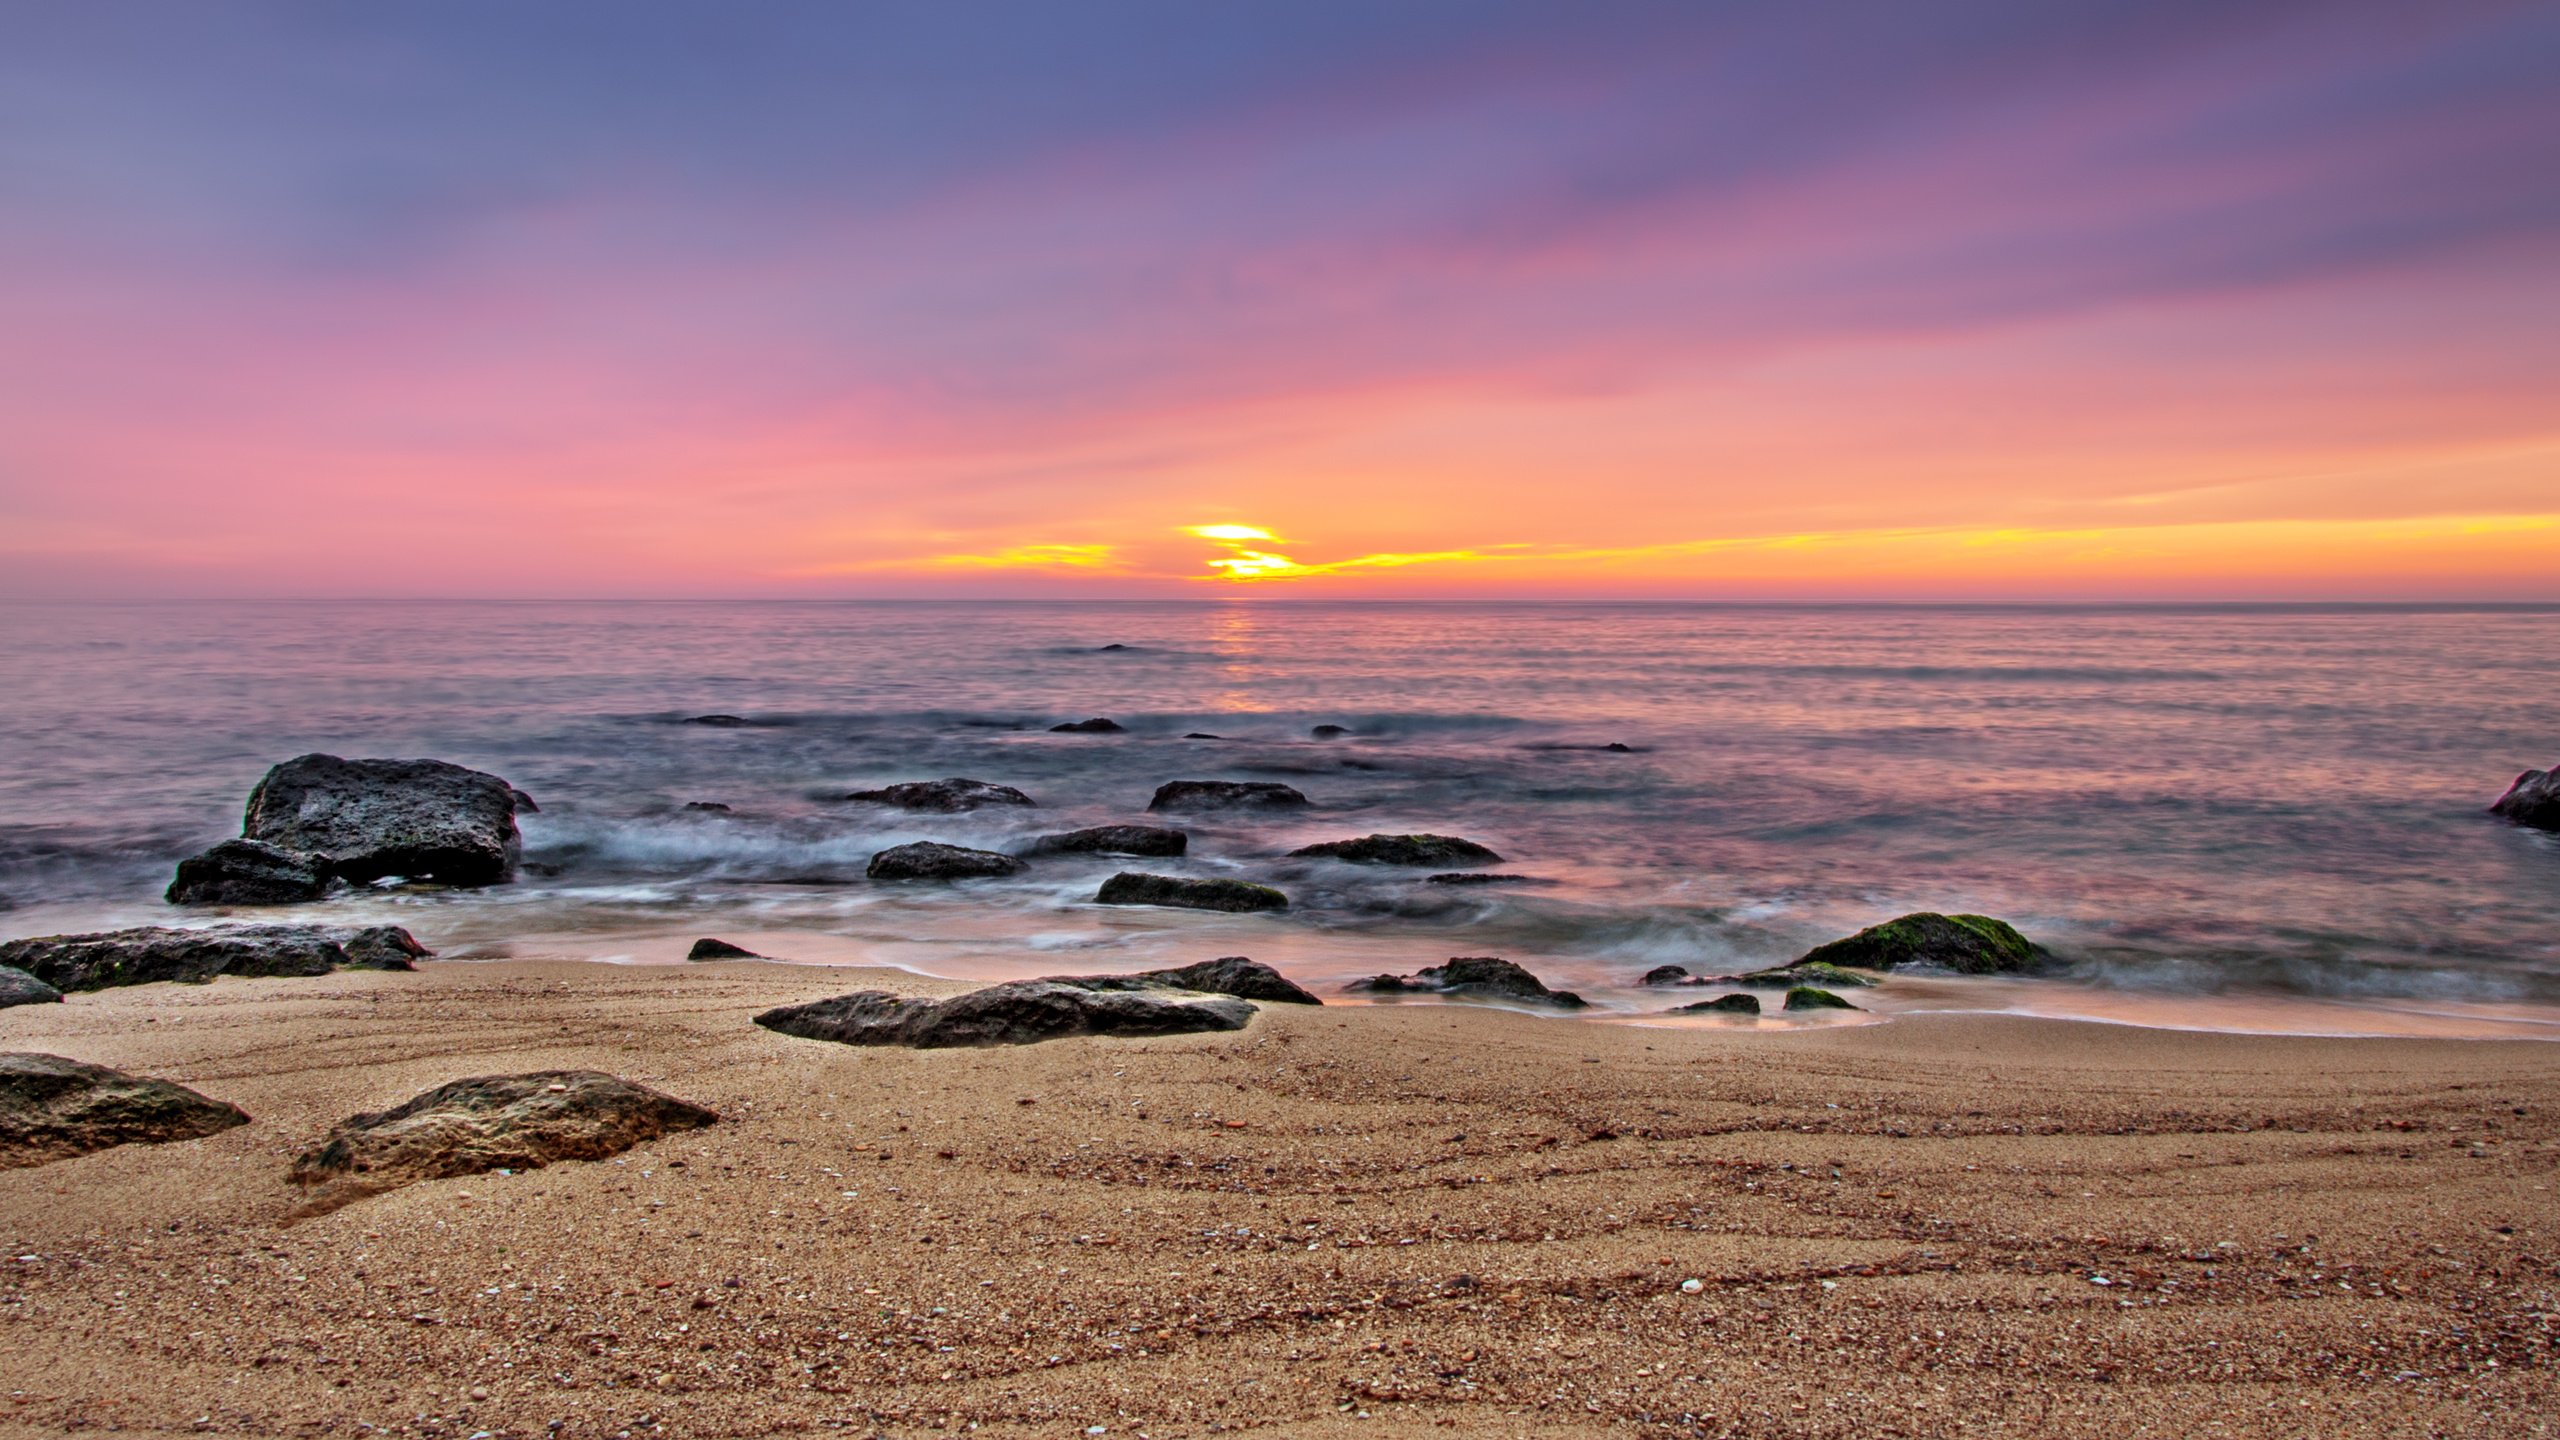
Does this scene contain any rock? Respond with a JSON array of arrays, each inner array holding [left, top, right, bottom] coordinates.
[[1094, 872, 1287, 912], [1735, 960, 1878, 989], [756, 981, 1254, 1049], [1605, 742, 1635, 753], [1022, 824, 1189, 858], [682, 714, 753, 726], [1147, 780, 1309, 812], [681, 801, 732, 813], [1640, 964, 1691, 986], [1796, 913, 2046, 975], [1050, 717, 1126, 734], [509, 788, 540, 813], [866, 842, 1027, 881], [165, 838, 333, 905], [1423, 872, 1544, 886], [0, 967, 62, 1009], [687, 938, 759, 960], [1095, 643, 1132, 652], [1670, 993, 1760, 1014], [242, 754, 524, 886], [1, 1053, 250, 1169], [2491, 766, 2560, 830], [838, 778, 1035, 812], [0, 924, 429, 993], [1348, 957, 1587, 1009], [1058, 956, 1322, 1006], [288, 1071, 717, 1206], [1310, 724, 1349, 739], [1784, 986, 1858, 1011], [1289, 833, 1501, 867], [1182, 732, 1223, 740]]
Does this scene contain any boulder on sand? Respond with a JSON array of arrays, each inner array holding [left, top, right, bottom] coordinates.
[[1670, 993, 1760, 1015], [242, 754, 525, 886], [756, 981, 1254, 1049], [2491, 765, 2560, 830], [0, 924, 430, 993], [1640, 964, 1692, 986], [1291, 833, 1501, 867], [1349, 957, 1587, 1009], [1784, 986, 1859, 1011], [1049, 717, 1126, 734], [1022, 825, 1189, 858], [1095, 872, 1288, 913], [288, 1071, 717, 1208], [1056, 956, 1322, 1006], [866, 842, 1027, 881], [1794, 913, 2045, 975], [687, 937, 760, 960], [1147, 780, 1308, 812], [838, 778, 1035, 812], [0, 966, 62, 1009], [165, 838, 333, 906], [1, 1053, 249, 1169]]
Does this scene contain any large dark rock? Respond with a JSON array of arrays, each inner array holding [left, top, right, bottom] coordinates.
[[1147, 780, 1309, 812], [1784, 986, 1859, 1011], [1058, 956, 1322, 1006], [867, 842, 1027, 881], [1795, 913, 2045, 975], [2491, 766, 2560, 830], [1095, 872, 1288, 912], [756, 981, 1253, 1049], [0, 924, 430, 993], [1290, 833, 1501, 867], [1424, 872, 1545, 887], [1670, 993, 1760, 1015], [289, 1071, 717, 1207], [1348, 957, 1587, 1009], [1640, 964, 1692, 986], [243, 754, 524, 886], [1310, 724, 1350, 739], [839, 778, 1035, 812], [166, 838, 333, 905], [1022, 825, 1189, 858], [0, 967, 63, 1009], [1049, 717, 1126, 734], [687, 937, 760, 960], [1, 1053, 249, 1169]]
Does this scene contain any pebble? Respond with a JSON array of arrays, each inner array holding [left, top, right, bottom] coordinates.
[[1680, 1279, 1704, 1294]]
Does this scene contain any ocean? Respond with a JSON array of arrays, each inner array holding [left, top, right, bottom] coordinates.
[[4, 599, 2556, 1037]]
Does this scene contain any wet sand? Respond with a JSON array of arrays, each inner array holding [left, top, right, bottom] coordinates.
[[1, 958, 2553, 1438]]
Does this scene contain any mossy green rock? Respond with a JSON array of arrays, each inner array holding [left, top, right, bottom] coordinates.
[[1736, 960, 1877, 989], [1796, 913, 2043, 975], [1669, 993, 1760, 1015], [1783, 986, 1857, 1011]]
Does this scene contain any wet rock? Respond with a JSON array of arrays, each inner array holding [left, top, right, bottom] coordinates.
[[0, 966, 62, 1009], [2491, 765, 2560, 830], [756, 981, 1253, 1049], [1290, 833, 1501, 867], [165, 839, 333, 906], [1059, 956, 1322, 1006], [1784, 986, 1858, 1011], [1182, 732, 1223, 740], [1735, 960, 1878, 989], [1670, 993, 1760, 1015], [1022, 824, 1189, 858], [288, 1071, 717, 1206], [1147, 780, 1309, 812], [1423, 872, 1546, 887], [1, 1053, 250, 1169], [838, 778, 1036, 812], [687, 938, 760, 960], [1640, 964, 1692, 986], [0, 924, 429, 993], [1310, 724, 1350, 739], [1049, 717, 1126, 734], [681, 801, 732, 813], [1095, 643, 1133, 652], [1348, 957, 1587, 1009], [681, 714, 753, 727], [1796, 913, 2046, 975], [243, 754, 524, 886], [1095, 872, 1288, 912], [1605, 742, 1635, 753], [866, 842, 1027, 881]]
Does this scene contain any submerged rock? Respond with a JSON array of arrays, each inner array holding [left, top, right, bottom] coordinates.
[[0, 924, 429, 993], [1735, 960, 1878, 989], [1424, 872, 1545, 887], [1289, 833, 1502, 867], [1095, 872, 1288, 912], [1349, 957, 1587, 1009], [867, 842, 1027, 881], [681, 800, 732, 813], [1022, 824, 1189, 858], [1670, 993, 1761, 1015], [839, 778, 1036, 812], [289, 1071, 716, 1206], [1310, 724, 1350, 739], [1640, 964, 1692, 986], [756, 981, 1254, 1049], [2491, 765, 2560, 830], [681, 714, 754, 726], [1784, 986, 1859, 1011], [1058, 956, 1323, 1006], [1, 1053, 250, 1169], [243, 754, 524, 886], [1147, 780, 1309, 812], [687, 937, 760, 960], [1796, 913, 2046, 975], [1182, 732, 1223, 740], [1050, 717, 1126, 733], [0, 967, 63, 1009], [166, 838, 333, 906]]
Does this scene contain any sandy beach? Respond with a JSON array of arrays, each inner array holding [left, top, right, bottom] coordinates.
[[1, 957, 2552, 1439]]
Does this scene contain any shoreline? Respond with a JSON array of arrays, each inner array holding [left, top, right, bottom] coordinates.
[[3, 957, 2554, 1437]]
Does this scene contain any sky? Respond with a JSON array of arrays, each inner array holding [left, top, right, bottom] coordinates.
[[2, 0, 2555, 600]]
